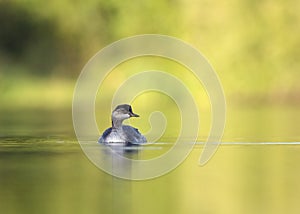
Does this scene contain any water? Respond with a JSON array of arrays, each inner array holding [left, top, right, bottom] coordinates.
[[1, 109, 300, 214], [1, 137, 300, 214]]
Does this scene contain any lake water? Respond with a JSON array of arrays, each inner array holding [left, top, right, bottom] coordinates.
[[1, 109, 300, 214]]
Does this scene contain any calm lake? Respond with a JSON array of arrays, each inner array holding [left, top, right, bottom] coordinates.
[[1, 108, 300, 214]]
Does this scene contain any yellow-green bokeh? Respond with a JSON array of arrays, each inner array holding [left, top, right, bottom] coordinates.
[[1, 1, 300, 214], [1, 0, 300, 142]]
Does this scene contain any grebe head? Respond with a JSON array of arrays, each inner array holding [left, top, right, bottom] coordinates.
[[111, 104, 139, 127]]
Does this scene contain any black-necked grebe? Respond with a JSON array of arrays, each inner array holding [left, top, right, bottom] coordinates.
[[98, 104, 147, 144]]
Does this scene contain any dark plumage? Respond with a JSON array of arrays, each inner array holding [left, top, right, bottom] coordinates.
[[98, 104, 147, 144]]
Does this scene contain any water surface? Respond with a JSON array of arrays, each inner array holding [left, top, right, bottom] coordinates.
[[1, 109, 300, 214]]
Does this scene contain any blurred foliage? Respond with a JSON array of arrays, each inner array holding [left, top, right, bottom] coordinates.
[[0, 1, 78, 76], [0, 0, 181, 77], [1, 0, 299, 107], [180, 0, 300, 98], [0, 0, 300, 140]]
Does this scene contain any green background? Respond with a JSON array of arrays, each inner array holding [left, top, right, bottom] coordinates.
[[1, 1, 300, 214]]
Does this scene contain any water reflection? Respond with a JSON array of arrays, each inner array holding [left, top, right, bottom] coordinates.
[[99, 143, 140, 179], [1, 137, 300, 214], [81, 141, 167, 179]]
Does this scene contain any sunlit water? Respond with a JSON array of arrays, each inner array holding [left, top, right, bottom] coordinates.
[[1, 136, 300, 214], [1, 109, 300, 214]]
